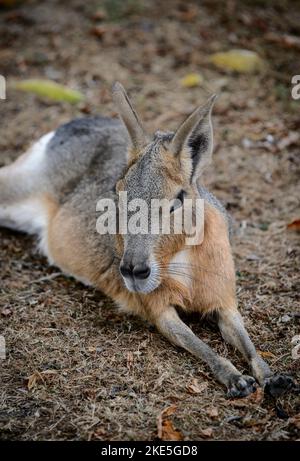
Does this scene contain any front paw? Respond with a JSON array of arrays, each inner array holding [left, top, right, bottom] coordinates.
[[227, 374, 257, 399], [264, 374, 295, 398]]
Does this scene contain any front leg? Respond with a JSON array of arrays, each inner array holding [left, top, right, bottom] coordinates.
[[155, 306, 256, 398], [217, 307, 295, 396]]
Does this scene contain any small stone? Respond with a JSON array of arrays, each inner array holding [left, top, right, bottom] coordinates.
[[242, 137, 253, 149], [246, 253, 260, 261]]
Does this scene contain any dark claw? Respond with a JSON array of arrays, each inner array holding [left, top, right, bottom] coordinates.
[[227, 375, 257, 399], [264, 374, 295, 398]]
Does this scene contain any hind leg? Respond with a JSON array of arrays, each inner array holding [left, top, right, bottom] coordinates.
[[0, 132, 54, 232]]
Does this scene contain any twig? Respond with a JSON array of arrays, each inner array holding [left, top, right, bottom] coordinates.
[[30, 272, 62, 284]]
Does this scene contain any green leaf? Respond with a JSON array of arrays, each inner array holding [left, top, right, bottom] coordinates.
[[180, 73, 204, 88], [210, 49, 265, 73], [13, 79, 84, 104]]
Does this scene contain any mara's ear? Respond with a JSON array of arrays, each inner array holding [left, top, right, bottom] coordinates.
[[169, 94, 217, 183], [112, 82, 148, 150]]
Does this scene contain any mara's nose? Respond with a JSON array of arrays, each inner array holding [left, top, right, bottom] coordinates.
[[120, 262, 151, 280], [133, 263, 151, 280]]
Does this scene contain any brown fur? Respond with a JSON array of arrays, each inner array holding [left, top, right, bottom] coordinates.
[[47, 197, 235, 323], [190, 202, 236, 312]]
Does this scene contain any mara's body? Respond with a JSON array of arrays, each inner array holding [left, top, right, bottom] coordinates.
[[1, 116, 234, 320], [0, 83, 293, 398]]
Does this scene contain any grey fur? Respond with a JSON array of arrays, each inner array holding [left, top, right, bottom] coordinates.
[[45, 116, 128, 201], [198, 186, 233, 237]]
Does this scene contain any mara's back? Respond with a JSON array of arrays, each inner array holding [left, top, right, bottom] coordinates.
[[45, 116, 128, 203]]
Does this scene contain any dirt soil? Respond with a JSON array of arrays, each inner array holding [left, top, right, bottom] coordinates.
[[0, 0, 299, 441]]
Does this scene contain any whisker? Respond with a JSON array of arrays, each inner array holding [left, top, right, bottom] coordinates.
[[160, 267, 210, 282], [158, 262, 233, 281], [159, 268, 228, 294], [164, 271, 195, 281]]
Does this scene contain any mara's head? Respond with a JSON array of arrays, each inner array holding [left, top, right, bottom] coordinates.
[[112, 82, 216, 294]]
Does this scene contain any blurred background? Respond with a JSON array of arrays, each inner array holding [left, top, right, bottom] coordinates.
[[0, 0, 299, 442], [0, 0, 299, 144]]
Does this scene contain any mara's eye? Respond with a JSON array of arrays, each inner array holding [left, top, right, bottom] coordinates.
[[170, 190, 185, 213]]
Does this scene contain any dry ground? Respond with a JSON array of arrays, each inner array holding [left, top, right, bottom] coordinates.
[[0, 0, 299, 441]]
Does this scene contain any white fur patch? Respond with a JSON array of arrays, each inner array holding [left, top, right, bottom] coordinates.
[[20, 131, 55, 173], [0, 131, 56, 251], [0, 197, 48, 234], [168, 249, 192, 288]]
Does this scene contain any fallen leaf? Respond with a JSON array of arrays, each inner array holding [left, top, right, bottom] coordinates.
[[258, 350, 276, 358], [180, 73, 204, 88], [159, 419, 183, 441], [228, 387, 264, 407], [157, 405, 183, 441], [26, 373, 37, 390], [287, 219, 300, 232], [200, 427, 213, 438], [186, 378, 208, 394], [248, 387, 264, 404], [160, 404, 177, 419], [210, 49, 264, 73], [12, 79, 84, 104]]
